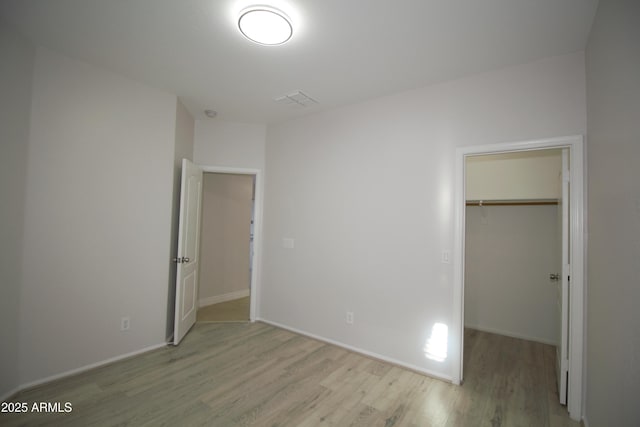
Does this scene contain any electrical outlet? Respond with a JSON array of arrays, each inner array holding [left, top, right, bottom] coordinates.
[[121, 316, 130, 331], [346, 311, 354, 325]]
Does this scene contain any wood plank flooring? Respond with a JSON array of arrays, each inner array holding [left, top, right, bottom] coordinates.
[[0, 324, 581, 426], [197, 297, 250, 322]]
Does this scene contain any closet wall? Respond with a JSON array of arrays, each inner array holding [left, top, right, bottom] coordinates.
[[464, 150, 561, 344]]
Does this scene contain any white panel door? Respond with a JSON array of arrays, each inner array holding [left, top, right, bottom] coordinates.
[[556, 148, 570, 404], [173, 159, 203, 345]]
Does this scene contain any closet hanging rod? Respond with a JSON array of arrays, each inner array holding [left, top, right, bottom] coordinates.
[[466, 199, 558, 206]]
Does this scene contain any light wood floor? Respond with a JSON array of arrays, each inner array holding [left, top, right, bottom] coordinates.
[[197, 296, 250, 322], [1, 324, 580, 426]]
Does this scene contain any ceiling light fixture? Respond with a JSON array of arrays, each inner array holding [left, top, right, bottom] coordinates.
[[238, 5, 292, 46]]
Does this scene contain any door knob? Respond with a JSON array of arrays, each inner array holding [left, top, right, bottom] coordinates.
[[550, 273, 560, 281], [182, 257, 190, 263], [172, 257, 190, 263]]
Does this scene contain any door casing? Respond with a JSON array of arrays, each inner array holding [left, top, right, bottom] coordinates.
[[451, 135, 585, 421]]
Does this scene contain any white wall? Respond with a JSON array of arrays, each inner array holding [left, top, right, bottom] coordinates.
[[585, 1, 640, 425], [193, 120, 265, 169], [167, 99, 195, 339], [0, 22, 35, 398], [465, 205, 558, 344], [175, 99, 195, 165], [262, 52, 586, 378], [198, 173, 254, 305], [19, 47, 177, 385], [466, 150, 561, 201]]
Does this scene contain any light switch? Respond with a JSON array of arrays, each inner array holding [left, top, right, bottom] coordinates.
[[282, 238, 295, 249]]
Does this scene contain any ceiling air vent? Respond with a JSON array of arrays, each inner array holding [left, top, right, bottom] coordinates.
[[274, 90, 318, 107]]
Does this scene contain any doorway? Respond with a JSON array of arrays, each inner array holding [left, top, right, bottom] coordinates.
[[171, 162, 263, 345], [452, 135, 585, 421], [462, 149, 566, 419], [463, 149, 562, 345], [196, 172, 255, 323]]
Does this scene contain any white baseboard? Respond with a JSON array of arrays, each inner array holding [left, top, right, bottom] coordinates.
[[13, 342, 167, 396], [465, 324, 557, 346], [199, 289, 250, 308], [257, 318, 452, 383]]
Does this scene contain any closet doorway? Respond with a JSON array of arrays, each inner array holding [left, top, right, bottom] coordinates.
[[197, 172, 256, 323], [464, 149, 562, 345], [463, 149, 566, 416], [452, 135, 585, 421]]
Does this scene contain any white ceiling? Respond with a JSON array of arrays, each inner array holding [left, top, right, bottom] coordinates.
[[0, 0, 598, 124]]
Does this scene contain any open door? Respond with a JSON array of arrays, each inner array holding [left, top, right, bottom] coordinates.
[[173, 159, 203, 345], [556, 148, 570, 404]]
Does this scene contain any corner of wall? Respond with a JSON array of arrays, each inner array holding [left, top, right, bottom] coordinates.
[[0, 20, 36, 399]]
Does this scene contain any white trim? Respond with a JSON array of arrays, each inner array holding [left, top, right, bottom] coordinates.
[[567, 140, 585, 422], [198, 165, 264, 323], [199, 289, 250, 308], [452, 135, 585, 421], [10, 343, 166, 397], [464, 324, 557, 346], [258, 318, 452, 383]]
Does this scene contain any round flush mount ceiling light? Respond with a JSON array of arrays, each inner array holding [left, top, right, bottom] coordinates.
[[238, 6, 293, 45]]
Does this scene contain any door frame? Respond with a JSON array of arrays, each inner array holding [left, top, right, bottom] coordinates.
[[200, 165, 264, 322], [451, 135, 585, 420]]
